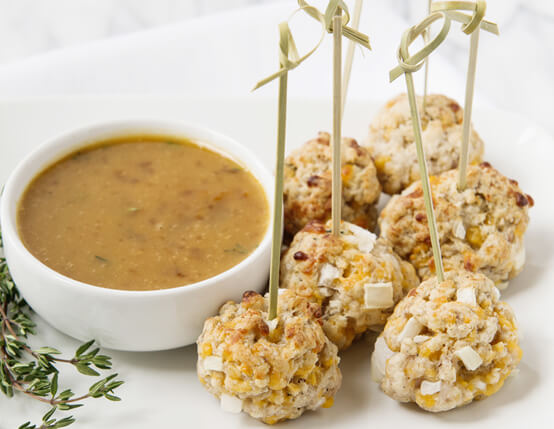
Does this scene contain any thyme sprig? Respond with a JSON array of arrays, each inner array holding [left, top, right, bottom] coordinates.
[[0, 231, 124, 428]]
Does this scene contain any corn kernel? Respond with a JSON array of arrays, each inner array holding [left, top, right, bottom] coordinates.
[[466, 226, 485, 248], [233, 380, 253, 393], [295, 364, 312, 378], [264, 416, 279, 425], [424, 367, 437, 378], [416, 392, 436, 408], [342, 164, 354, 184], [485, 378, 506, 396], [322, 358, 335, 368], [307, 369, 320, 386], [200, 343, 212, 358], [493, 343, 505, 354], [374, 155, 391, 171], [241, 365, 253, 377], [287, 383, 302, 394], [269, 372, 285, 390], [321, 397, 334, 408]]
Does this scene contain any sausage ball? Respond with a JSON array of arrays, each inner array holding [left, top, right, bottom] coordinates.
[[284, 132, 381, 236], [367, 93, 484, 194], [379, 163, 533, 287], [280, 220, 419, 350], [197, 289, 341, 424], [372, 270, 522, 412]]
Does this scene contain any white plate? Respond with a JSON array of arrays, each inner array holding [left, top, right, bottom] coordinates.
[[1, 96, 553, 428]]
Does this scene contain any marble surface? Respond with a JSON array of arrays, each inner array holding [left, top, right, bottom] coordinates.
[[0, 0, 551, 132]]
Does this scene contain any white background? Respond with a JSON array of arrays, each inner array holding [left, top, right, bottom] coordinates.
[[0, 0, 552, 134]]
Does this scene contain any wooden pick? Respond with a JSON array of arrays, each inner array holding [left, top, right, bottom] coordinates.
[[458, 27, 479, 191], [423, 0, 432, 111], [332, 8, 343, 237], [428, 1, 499, 190], [390, 12, 452, 282], [253, 10, 328, 320], [254, 2, 372, 316], [341, 0, 363, 115], [297, 0, 372, 236], [267, 23, 291, 320]]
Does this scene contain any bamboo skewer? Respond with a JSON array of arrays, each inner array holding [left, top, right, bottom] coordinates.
[[429, 1, 499, 190], [267, 23, 292, 320], [254, 1, 372, 318], [423, 0, 432, 111], [390, 1, 498, 281], [267, 41, 289, 320], [341, 0, 363, 115], [253, 8, 326, 320], [405, 73, 445, 282], [458, 28, 479, 191], [332, 8, 343, 237], [390, 12, 452, 282]]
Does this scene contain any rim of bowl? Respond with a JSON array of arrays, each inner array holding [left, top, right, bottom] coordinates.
[[0, 118, 274, 298]]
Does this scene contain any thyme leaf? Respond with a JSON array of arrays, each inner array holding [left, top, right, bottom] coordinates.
[[1, 229, 124, 428]]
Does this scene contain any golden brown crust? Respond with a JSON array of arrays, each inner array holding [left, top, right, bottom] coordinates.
[[284, 132, 381, 235], [379, 163, 531, 285], [197, 289, 341, 424], [375, 270, 521, 412], [367, 94, 484, 194], [280, 220, 419, 350]]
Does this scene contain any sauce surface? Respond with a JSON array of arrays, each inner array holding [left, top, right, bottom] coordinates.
[[17, 136, 269, 291]]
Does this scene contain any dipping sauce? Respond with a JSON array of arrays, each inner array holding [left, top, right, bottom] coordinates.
[[17, 136, 269, 291]]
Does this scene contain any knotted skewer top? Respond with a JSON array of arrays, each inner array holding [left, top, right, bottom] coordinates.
[[431, 0, 498, 35], [254, 0, 371, 90], [390, 11, 451, 83], [431, 1, 498, 191], [253, 1, 372, 319], [388, 10, 454, 282]]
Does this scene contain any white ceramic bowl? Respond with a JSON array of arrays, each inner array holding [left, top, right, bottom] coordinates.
[[0, 119, 273, 352]]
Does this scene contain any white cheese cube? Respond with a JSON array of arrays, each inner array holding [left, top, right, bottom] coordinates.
[[327, 299, 342, 314], [453, 221, 466, 239], [220, 394, 242, 413], [346, 223, 376, 253], [454, 346, 483, 371], [363, 282, 394, 309], [413, 335, 430, 344], [472, 379, 487, 391], [371, 337, 395, 383], [420, 380, 441, 395], [203, 356, 223, 372], [398, 318, 423, 342], [456, 287, 477, 306], [318, 263, 340, 287]]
